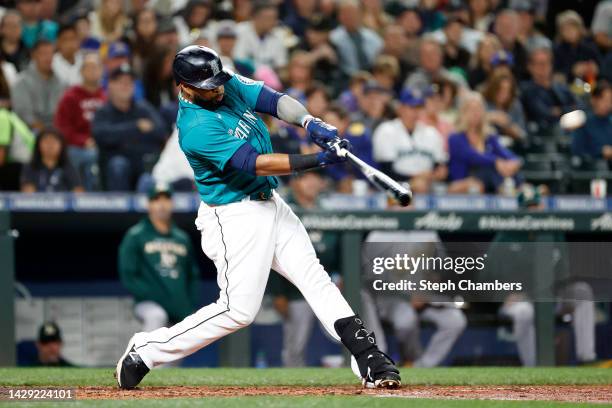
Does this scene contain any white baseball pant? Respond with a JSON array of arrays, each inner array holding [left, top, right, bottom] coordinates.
[[501, 282, 596, 366], [282, 299, 316, 367], [134, 301, 169, 332], [130, 192, 355, 368]]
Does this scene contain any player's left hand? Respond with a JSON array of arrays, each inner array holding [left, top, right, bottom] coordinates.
[[303, 116, 338, 149], [316, 138, 352, 167]]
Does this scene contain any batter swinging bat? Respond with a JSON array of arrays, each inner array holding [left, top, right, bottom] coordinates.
[[336, 145, 413, 207]]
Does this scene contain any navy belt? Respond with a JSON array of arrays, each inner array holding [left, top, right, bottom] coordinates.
[[248, 189, 273, 201]]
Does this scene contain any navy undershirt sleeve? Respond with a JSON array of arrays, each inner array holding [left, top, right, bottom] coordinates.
[[228, 142, 259, 175], [254, 85, 284, 117]]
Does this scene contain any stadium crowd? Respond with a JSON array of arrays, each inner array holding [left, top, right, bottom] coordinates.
[[0, 0, 610, 197]]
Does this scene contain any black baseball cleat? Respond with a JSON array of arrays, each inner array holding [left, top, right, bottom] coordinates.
[[362, 350, 401, 389], [115, 336, 150, 389]]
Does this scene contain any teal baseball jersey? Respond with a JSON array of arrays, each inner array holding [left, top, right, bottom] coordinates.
[[177, 72, 278, 205]]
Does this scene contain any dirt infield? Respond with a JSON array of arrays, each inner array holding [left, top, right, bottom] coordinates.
[[73, 385, 612, 403]]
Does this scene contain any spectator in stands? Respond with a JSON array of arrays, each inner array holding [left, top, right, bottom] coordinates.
[[129, 9, 158, 77], [216, 22, 238, 72], [173, 0, 215, 47], [371, 55, 400, 94], [305, 82, 330, 119], [296, 16, 341, 96], [437, 75, 461, 125], [467, 33, 501, 89], [440, 16, 471, 74], [362, 0, 393, 35], [468, 0, 494, 32], [119, 182, 200, 332], [88, 0, 128, 43], [73, 9, 100, 51], [269, 170, 339, 367], [406, 38, 460, 89], [142, 46, 176, 108], [521, 47, 579, 131], [284, 50, 314, 103], [355, 79, 393, 130], [432, 1, 483, 54], [232, 0, 253, 22], [92, 64, 166, 191], [0, 108, 35, 191], [155, 17, 180, 51], [52, 24, 82, 86], [448, 92, 521, 194], [493, 9, 529, 81], [591, 0, 612, 51], [29, 322, 73, 367], [11, 40, 66, 131], [512, 0, 551, 52], [16, 0, 58, 50], [571, 82, 612, 160], [283, 0, 318, 38], [381, 24, 416, 88], [54, 52, 106, 191], [420, 81, 454, 144], [553, 11, 601, 85], [330, 0, 383, 80], [323, 104, 375, 191], [373, 87, 447, 193], [0, 10, 30, 72], [488, 50, 515, 81], [21, 127, 83, 192], [38, 0, 58, 22], [102, 42, 144, 101], [338, 71, 372, 114], [234, 1, 287, 69], [394, 7, 422, 67], [482, 72, 527, 143]]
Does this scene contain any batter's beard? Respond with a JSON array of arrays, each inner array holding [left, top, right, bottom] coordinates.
[[192, 94, 224, 110]]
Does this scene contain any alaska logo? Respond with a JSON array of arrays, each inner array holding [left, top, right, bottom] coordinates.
[[233, 110, 258, 139], [415, 212, 463, 231]]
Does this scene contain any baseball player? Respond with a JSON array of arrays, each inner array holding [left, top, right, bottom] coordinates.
[[116, 46, 400, 389]]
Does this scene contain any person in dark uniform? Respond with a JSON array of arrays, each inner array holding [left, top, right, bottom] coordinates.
[[119, 182, 201, 332], [32, 322, 73, 367]]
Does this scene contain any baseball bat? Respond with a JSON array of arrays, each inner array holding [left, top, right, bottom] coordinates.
[[337, 147, 413, 207]]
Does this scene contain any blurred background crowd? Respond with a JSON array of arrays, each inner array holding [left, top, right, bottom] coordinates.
[[0, 0, 610, 197]]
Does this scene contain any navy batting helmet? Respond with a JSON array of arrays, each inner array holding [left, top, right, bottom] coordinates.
[[173, 45, 231, 90]]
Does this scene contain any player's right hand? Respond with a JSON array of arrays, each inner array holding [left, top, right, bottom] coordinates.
[[303, 116, 338, 149]]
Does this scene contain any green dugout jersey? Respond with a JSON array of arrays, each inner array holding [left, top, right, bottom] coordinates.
[[177, 72, 278, 205], [118, 218, 200, 321]]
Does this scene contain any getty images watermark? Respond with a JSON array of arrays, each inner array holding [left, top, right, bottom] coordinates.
[[370, 253, 523, 293], [363, 242, 612, 302]]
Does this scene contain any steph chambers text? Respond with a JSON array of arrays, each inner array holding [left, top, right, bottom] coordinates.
[[372, 279, 523, 293]]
